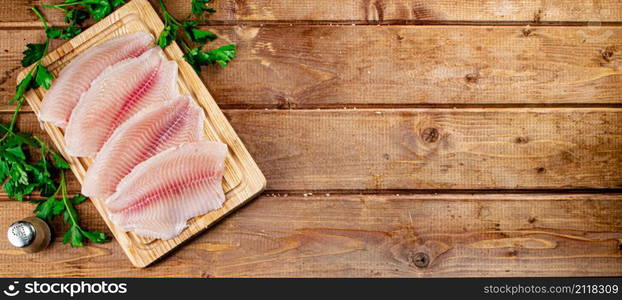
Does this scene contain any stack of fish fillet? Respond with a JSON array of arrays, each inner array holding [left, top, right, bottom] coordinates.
[[38, 32, 228, 240]]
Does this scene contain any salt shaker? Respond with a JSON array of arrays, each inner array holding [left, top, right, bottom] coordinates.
[[7, 217, 52, 253]]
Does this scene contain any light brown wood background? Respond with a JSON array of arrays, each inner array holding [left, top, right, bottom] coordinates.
[[0, 0, 621, 277]]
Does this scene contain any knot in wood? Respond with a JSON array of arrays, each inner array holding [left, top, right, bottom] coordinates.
[[515, 136, 529, 144], [421, 127, 440, 143], [601, 47, 615, 62], [465, 72, 479, 83]]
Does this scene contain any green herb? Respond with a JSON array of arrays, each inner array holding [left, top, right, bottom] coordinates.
[[32, 171, 107, 247], [59, 172, 108, 247], [42, 0, 125, 39], [12, 7, 54, 107], [0, 125, 59, 202], [184, 44, 236, 73], [60, 9, 89, 40], [110, 0, 126, 9], [15, 8, 54, 95], [191, 0, 216, 20], [64, 8, 89, 26], [157, 0, 235, 74], [35, 64, 54, 89], [21, 43, 46, 67], [182, 20, 217, 44], [157, 23, 179, 48], [2, 5, 110, 248], [43, 0, 112, 21]]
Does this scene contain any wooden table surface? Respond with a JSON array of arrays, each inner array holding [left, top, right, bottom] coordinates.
[[1, 0, 621, 277]]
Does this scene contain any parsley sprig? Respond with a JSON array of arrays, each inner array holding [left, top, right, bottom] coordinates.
[[43, 0, 125, 22], [2, 6, 110, 247], [42, 0, 125, 40], [6, 7, 55, 137], [157, 0, 236, 73]]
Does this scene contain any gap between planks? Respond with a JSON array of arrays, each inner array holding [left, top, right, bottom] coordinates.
[[5, 104, 622, 112], [3, 21, 622, 29], [4, 106, 622, 113], [3, 190, 622, 202]]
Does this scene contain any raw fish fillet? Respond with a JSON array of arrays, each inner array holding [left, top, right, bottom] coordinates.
[[65, 47, 179, 157], [82, 95, 206, 199], [106, 141, 228, 239], [40, 32, 153, 128]]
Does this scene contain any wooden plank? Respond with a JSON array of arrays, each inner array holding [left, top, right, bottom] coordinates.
[[14, 0, 265, 268], [4, 108, 622, 191], [2, 0, 622, 26], [209, 25, 622, 107], [231, 108, 622, 190], [2, 25, 622, 107], [0, 193, 620, 277]]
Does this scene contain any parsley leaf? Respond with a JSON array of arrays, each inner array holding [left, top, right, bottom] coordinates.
[[5, 145, 26, 160], [84, 0, 112, 21], [81, 230, 108, 244], [110, 0, 126, 9], [35, 65, 54, 90], [60, 26, 82, 40], [64, 226, 84, 247], [21, 43, 46, 67], [191, 0, 215, 16], [70, 194, 87, 205], [11, 70, 34, 104], [157, 23, 179, 48], [52, 152, 70, 169], [206, 44, 236, 66], [182, 21, 217, 44], [183, 44, 235, 73], [59, 9, 89, 40], [0, 124, 61, 202], [43, 0, 115, 22], [34, 197, 65, 221], [57, 172, 108, 247], [157, 0, 234, 74], [64, 8, 89, 25], [45, 27, 63, 39]]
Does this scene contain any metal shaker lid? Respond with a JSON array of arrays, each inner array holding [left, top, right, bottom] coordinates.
[[7, 221, 36, 248]]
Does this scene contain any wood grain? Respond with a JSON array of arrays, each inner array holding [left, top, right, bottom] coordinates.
[[1, 0, 621, 278], [1, 0, 622, 25], [3, 108, 622, 192], [0, 193, 620, 277], [2, 25, 622, 107], [209, 25, 622, 107], [229, 108, 622, 190]]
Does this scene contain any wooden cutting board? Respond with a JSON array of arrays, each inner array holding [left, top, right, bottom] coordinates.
[[16, 0, 266, 268]]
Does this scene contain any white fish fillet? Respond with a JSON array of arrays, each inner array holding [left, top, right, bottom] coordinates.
[[82, 95, 206, 199], [64, 47, 179, 157], [106, 141, 227, 239], [40, 32, 153, 128]]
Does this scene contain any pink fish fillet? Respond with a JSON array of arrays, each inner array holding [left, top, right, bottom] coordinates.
[[64, 47, 179, 157], [106, 141, 227, 239], [39, 32, 154, 128], [82, 94, 206, 199]]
